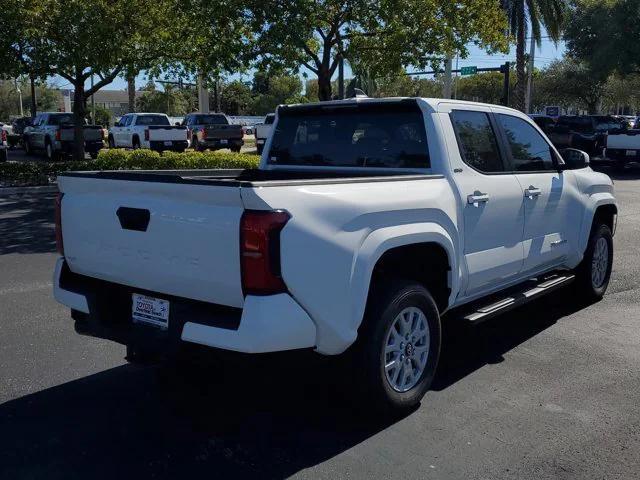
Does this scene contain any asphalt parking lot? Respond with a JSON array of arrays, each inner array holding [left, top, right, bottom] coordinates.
[[0, 166, 639, 479]]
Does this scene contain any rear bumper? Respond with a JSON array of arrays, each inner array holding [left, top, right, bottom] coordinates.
[[196, 138, 244, 149], [604, 148, 640, 162], [149, 140, 188, 151], [59, 140, 104, 153], [53, 258, 316, 354]]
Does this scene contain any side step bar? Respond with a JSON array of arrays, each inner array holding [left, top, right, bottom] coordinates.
[[462, 273, 575, 324]]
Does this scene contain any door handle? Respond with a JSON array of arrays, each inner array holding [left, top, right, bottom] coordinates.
[[524, 186, 542, 199], [467, 192, 490, 206]]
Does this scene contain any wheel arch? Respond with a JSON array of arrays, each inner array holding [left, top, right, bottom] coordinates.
[[579, 196, 618, 254], [349, 223, 457, 341]]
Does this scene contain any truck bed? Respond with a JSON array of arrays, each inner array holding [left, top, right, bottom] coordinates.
[[59, 168, 439, 187]]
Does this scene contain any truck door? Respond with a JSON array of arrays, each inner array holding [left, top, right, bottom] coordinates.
[[494, 112, 575, 273], [443, 106, 525, 296]]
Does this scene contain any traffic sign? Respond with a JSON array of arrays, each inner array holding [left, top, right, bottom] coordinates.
[[460, 66, 477, 76]]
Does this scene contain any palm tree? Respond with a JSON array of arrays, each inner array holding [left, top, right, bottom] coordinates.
[[502, 0, 566, 112]]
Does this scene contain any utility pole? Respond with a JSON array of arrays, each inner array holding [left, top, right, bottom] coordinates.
[[443, 57, 453, 99], [197, 73, 209, 113], [525, 35, 535, 113], [14, 79, 24, 117], [29, 74, 37, 117], [454, 54, 459, 100], [90, 74, 96, 124]]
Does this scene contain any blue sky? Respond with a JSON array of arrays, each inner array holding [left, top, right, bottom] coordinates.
[[52, 36, 566, 93]]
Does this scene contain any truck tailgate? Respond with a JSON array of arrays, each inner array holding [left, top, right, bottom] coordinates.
[[60, 126, 104, 142], [607, 131, 640, 149], [58, 175, 245, 308], [204, 125, 243, 140], [148, 126, 188, 142]]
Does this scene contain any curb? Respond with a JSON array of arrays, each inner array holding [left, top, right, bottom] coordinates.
[[0, 185, 58, 196]]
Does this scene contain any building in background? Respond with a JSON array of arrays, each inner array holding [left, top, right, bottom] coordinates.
[[61, 89, 142, 118]]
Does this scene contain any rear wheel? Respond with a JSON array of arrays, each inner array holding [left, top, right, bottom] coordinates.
[[132, 136, 140, 150], [256, 144, 263, 154], [108, 135, 116, 149], [0, 148, 7, 162], [352, 279, 441, 412], [24, 138, 32, 155], [89, 151, 99, 160], [575, 223, 613, 300], [45, 140, 58, 161], [231, 146, 241, 153]]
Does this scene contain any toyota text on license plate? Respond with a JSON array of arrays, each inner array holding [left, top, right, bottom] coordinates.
[[132, 294, 169, 329]]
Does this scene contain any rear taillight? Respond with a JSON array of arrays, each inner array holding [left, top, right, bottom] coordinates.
[[55, 130, 61, 141], [55, 193, 64, 256], [144, 129, 149, 141], [240, 210, 290, 295]]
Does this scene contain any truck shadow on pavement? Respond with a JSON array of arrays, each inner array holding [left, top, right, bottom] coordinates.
[[0, 193, 56, 255], [0, 290, 595, 479]]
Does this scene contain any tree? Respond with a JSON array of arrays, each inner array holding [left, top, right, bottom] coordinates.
[[534, 58, 605, 113], [254, 0, 509, 101], [1, 0, 178, 160], [565, 0, 640, 78], [221, 81, 254, 115], [136, 85, 194, 116], [250, 75, 305, 114], [501, 0, 567, 111], [0, 79, 59, 120]]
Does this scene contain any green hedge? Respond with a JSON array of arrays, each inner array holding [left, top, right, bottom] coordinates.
[[0, 149, 260, 187]]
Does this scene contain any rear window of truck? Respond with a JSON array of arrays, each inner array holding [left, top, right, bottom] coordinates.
[[48, 114, 74, 125], [136, 115, 170, 126], [194, 114, 228, 125], [268, 102, 429, 169]]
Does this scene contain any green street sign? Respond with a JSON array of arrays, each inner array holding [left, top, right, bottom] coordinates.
[[460, 66, 477, 76]]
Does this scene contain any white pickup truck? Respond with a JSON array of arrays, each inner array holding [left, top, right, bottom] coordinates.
[[53, 98, 617, 411], [108, 113, 188, 153], [254, 113, 275, 154], [605, 129, 640, 170]]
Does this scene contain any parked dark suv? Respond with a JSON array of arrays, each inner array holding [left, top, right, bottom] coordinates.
[[547, 115, 627, 156]]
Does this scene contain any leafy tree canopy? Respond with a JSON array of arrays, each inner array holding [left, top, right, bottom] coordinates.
[[565, 0, 640, 77]]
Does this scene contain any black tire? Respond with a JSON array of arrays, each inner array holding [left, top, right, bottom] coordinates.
[[24, 138, 32, 155], [231, 146, 241, 153], [574, 223, 613, 300], [108, 135, 116, 149], [176, 148, 186, 154], [0, 148, 7, 162], [45, 140, 59, 161], [132, 136, 140, 150], [126, 343, 157, 364], [256, 144, 263, 154], [352, 279, 441, 412]]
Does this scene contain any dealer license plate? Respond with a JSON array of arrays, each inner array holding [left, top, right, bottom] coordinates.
[[132, 294, 169, 329], [164, 141, 173, 146], [626, 150, 636, 156], [220, 139, 228, 145]]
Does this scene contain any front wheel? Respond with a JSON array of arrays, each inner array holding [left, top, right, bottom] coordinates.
[[352, 279, 441, 412], [575, 224, 613, 300], [45, 141, 58, 161]]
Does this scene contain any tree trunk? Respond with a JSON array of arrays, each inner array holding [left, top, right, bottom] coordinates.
[[29, 74, 37, 117], [514, 0, 526, 112], [127, 72, 136, 113], [317, 67, 332, 101], [72, 83, 86, 162]]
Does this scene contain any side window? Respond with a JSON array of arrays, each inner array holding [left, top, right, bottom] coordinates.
[[451, 110, 504, 173], [124, 116, 132, 127], [497, 114, 555, 172]]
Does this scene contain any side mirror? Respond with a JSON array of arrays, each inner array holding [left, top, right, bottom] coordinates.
[[559, 148, 590, 170]]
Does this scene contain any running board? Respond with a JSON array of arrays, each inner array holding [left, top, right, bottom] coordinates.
[[462, 273, 575, 324]]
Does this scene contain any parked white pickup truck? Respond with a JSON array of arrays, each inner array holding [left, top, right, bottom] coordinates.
[[54, 98, 617, 411], [108, 113, 188, 152], [254, 113, 275, 154], [605, 129, 640, 170]]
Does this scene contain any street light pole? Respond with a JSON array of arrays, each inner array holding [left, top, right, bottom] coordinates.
[[15, 79, 23, 117], [443, 57, 453, 99], [90, 74, 96, 124], [525, 35, 535, 113]]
